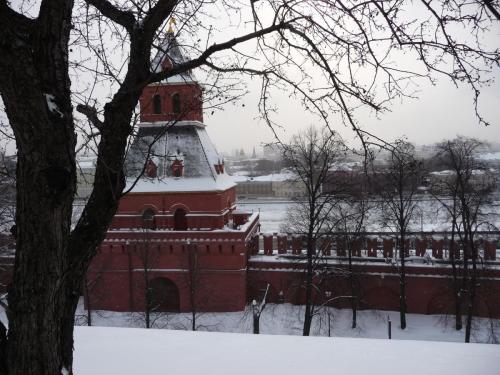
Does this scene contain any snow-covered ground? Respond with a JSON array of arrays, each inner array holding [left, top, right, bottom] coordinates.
[[237, 198, 500, 233], [50, 302, 500, 345], [74, 326, 500, 375], [1, 302, 498, 373]]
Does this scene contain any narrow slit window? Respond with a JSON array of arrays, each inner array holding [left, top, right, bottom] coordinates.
[[172, 93, 181, 114], [153, 94, 162, 114]]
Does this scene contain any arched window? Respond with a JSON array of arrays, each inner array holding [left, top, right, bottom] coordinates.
[[173, 208, 187, 230], [172, 93, 181, 114], [153, 94, 162, 114], [142, 208, 156, 229]]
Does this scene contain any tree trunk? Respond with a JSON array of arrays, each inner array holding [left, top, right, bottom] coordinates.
[[347, 236, 357, 329], [303, 234, 314, 336], [399, 233, 407, 330], [0, 2, 144, 373], [84, 272, 92, 327], [253, 313, 260, 334], [465, 235, 477, 343], [6, 148, 81, 374], [0, 321, 8, 374], [0, 3, 82, 373], [144, 269, 151, 329], [449, 221, 463, 331]]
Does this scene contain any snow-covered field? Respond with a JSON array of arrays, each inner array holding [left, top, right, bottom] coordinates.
[[43, 302, 498, 345], [74, 326, 500, 375], [237, 198, 500, 233]]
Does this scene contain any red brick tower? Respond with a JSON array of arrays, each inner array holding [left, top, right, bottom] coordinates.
[[87, 29, 259, 314], [139, 31, 203, 124]]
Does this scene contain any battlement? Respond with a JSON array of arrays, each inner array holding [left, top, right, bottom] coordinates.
[[248, 231, 499, 262]]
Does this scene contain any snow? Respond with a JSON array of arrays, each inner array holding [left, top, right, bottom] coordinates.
[[126, 174, 236, 193], [196, 126, 223, 176], [430, 170, 454, 176], [237, 198, 500, 233], [44, 94, 64, 118], [479, 152, 500, 161], [430, 169, 490, 176], [233, 170, 297, 182], [329, 161, 362, 171], [237, 200, 293, 232], [1, 301, 499, 373], [73, 326, 500, 375], [77, 156, 96, 170], [62, 301, 500, 344]]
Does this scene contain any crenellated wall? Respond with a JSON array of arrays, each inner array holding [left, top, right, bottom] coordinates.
[[2, 229, 499, 317], [248, 232, 498, 260], [245, 232, 500, 318]]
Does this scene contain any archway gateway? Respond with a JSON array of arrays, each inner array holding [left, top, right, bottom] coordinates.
[[149, 277, 180, 312]]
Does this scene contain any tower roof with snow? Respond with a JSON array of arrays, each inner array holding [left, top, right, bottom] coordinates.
[[125, 121, 234, 192], [125, 30, 234, 193], [150, 30, 195, 84]]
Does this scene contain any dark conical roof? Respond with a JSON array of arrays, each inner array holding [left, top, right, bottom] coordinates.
[[124, 121, 234, 193], [151, 32, 195, 84]]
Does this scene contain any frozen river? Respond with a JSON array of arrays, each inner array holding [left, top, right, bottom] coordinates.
[[236, 198, 500, 234]]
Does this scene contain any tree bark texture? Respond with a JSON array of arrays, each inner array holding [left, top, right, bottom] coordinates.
[[0, 2, 146, 373], [303, 232, 314, 336], [347, 237, 358, 329], [399, 233, 407, 330], [0, 2, 78, 373]]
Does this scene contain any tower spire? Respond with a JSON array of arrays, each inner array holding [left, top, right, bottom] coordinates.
[[167, 17, 177, 34]]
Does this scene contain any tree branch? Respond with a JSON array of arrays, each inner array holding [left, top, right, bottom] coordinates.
[[84, 0, 136, 32], [141, 0, 177, 41], [0, 1, 34, 34], [148, 20, 298, 83], [483, 0, 500, 20], [76, 104, 104, 130]]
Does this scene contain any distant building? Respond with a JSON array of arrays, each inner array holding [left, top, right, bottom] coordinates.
[[233, 170, 306, 198], [262, 144, 282, 160]]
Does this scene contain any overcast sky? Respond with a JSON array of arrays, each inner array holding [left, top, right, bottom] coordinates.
[[2, 1, 499, 156], [206, 75, 500, 154], [199, 4, 500, 154]]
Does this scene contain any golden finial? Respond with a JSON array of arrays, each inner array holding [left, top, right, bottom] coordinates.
[[167, 17, 177, 33]]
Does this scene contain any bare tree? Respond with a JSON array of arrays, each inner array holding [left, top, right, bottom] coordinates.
[[329, 175, 372, 329], [184, 241, 203, 331], [133, 227, 164, 329], [251, 283, 270, 335], [281, 126, 347, 336], [0, 1, 498, 372], [78, 249, 115, 327], [379, 140, 425, 330], [433, 136, 496, 342]]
